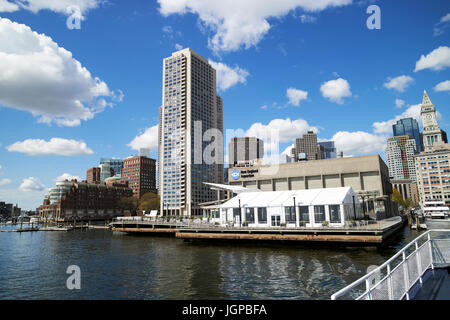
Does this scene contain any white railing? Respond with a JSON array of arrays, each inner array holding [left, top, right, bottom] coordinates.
[[331, 229, 450, 300]]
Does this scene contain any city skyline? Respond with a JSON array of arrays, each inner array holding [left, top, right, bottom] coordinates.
[[0, 0, 449, 209]]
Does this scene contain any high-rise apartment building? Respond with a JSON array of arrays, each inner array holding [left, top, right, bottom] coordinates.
[[121, 155, 156, 199], [393, 118, 422, 153], [158, 48, 224, 216], [421, 91, 447, 152], [318, 141, 337, 159], [385, 135, 418, 181], [291, 131, 324, 161], [228, 137, 264, 167], [86, 167, 101, 184]]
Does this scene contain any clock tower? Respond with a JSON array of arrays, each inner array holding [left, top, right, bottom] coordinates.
[[421, 91, 442, 152]]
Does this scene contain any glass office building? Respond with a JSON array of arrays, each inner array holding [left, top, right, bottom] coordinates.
[[318, 141, 337, 159], [100, 158, 124, 177], [392, 118, 422, 153]]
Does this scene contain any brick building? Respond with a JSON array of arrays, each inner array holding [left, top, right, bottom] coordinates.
[[86, 167, 101, 184], [121, 156, 156, 198]]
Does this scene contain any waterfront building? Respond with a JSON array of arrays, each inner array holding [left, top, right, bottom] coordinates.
[[391, 179, 420, 204], [228, 137, 264, 167], [318, 141, 337, 159], [227, 155, 396, 219], [121, 155, 156, 199], [100, 158, 124, 177], [414, 142, 450, 206], [38, 180, 133, 221], [385, 135, 418, 181], [158, 48, 224, 216], [86, 167, 101, 184], [291, 131, 324, 161], [99, 163, 114, 182], [218, 187, 362, 228], [393, 118, 422, 153], [421, 91, 447, 152]]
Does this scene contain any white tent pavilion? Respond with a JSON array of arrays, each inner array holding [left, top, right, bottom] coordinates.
[[219, 187, 362, 228]]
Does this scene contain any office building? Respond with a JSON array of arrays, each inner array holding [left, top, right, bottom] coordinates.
[[228, 137, 264, 167], [158, 48, 224, 216], [318, 141, 337, 159], [121, 155, 156, 199], [86, 167, 101, 184], [99, 163, 114, 182], [100, 158, 124, 177], [393, 118, 422, 153], [391, 179, 419, 205], [385, 135, 418, 181], [228, 155, 396, 219], [415, 142, 450, 206], [291, 131, 324, 161]]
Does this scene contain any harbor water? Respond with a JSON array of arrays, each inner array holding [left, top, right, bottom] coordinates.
[[1, 220, 449, 300]]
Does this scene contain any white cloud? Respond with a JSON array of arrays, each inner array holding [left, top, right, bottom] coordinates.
[[395, 98, 405, 108], [6, 138, 94, 156], [300, 14, 317, 23], [320, 78, 352, 104], [128, 125, 159, 151], [56, 173, 81, 182], [332, 131, 387, 155], [0, 0, 101, 16], [19, 177, 45, 192], [208, 60, 249, 91], [286, 88, 308, 106], [0, 18, 121, 127], [383, 75, 414, 92], [0, 178, 12, 187], [175, 43, 183, 50], [415, 46, 450, 72], [434, 80, 450, 92], [0, 0, 18, 12], [373, 104, 421, 134], [434, 13, 450, 36], [157, 0, 352, 52]]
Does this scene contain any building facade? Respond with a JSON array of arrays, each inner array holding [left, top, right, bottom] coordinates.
[[385, 135, 418, 181], [121, 155, 156, 199], [414, 143, 450, 206], [86, 167, 101, 184], [99, 163, 114, 182], [158, 48, 224, 216], [391, 179, 420, 205], [100, 158, 124, 177], [291, 131, 324, 161], [38, 180, 133, 221], [228, 155, 396, 219], [228, 137, 264, 167], [393, 118, 422, 153]]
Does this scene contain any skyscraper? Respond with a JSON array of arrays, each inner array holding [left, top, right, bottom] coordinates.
[[318, 141, 337, 159], [228, 137, 264, 167], [385, 135, 418, 181], [158, 48, 224, 216], [121, 155, 156, 199], [393, 118, 422, 153], [421, 91, 447, 152], [100, 158, 124, 177], [291, 131, 324, 161]]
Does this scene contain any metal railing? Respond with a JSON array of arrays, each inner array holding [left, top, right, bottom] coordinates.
[[331, 229, 450, 300]]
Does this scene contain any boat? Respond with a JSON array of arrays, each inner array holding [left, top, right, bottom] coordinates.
[[331, 229, 450, 300], [422, 201, 450, 220]]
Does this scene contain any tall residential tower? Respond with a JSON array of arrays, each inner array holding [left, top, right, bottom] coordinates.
[[158, 48, 224, 216]]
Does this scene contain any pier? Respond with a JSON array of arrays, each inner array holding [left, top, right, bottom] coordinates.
[[110, 217, 406, 246]]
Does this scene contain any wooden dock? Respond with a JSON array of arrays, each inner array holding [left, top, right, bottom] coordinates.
[[110, 217, 406, 245], [0, 227, 40, 233]]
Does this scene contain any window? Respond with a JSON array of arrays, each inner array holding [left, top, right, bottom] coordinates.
[[271, 216, 281, 226], [233, 208, 241, 219], [329, 205, 341, 223], [285, 206, 296, 223], [245, 208, 255, 223], [314, 205, 326, 223], [257, 208, 267, 223], [299, 206, 310, 223]]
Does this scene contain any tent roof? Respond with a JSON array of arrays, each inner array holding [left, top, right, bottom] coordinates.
[[220, 187, 355, 208]]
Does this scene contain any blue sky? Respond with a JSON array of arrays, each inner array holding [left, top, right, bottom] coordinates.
[[0, 0, 449, 209]]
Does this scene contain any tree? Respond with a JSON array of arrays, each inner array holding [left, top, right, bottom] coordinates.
[[392, 188, 416, 213], [138, 192, 160, 212], [118, 196, 138, 215]]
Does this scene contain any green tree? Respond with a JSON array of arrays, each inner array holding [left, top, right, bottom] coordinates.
[[118, 196, 138, 215], [392, 188, 416, 213], [138, 192, 160, 212]]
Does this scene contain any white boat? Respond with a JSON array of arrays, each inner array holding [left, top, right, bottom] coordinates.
[[422, 201, 450, 219]]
